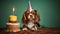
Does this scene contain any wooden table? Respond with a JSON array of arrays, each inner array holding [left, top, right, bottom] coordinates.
[[0, 28, 60, 34]]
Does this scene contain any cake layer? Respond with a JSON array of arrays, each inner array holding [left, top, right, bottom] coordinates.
[[6, 29, 20, 32], [9, 15, 17, 22], [6, 23, 20, 25], [6, 23, 20, 32]]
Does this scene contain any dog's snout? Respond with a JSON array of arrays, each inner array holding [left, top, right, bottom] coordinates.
[[30, 15, 32, 17]]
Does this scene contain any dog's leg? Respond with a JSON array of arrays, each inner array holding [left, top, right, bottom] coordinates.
[[31, 24, 38, 31], [35, 26, 37, 31], [22, 25, 28, 31], [22, 28, 28, 31]]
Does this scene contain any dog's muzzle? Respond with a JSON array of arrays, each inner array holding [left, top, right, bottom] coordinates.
[[28, 13, 35, 20]]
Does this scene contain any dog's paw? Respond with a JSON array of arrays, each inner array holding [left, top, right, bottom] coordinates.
[[31, 26, 37, 31], [31, 28, 35, 30], [35, 26, 37, 30], [22, 28, 28, 31]]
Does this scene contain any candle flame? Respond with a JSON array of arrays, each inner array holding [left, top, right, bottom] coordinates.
[[13, 7, 15, 12], [12, 7, 15, 15]]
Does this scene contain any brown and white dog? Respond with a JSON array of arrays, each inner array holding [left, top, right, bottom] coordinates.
[[22, 1, 40, 31]]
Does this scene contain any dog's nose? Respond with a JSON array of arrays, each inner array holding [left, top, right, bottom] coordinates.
[[30, 15, 32, 17]]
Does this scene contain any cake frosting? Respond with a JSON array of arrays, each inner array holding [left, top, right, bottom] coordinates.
[[9, 15, 17, 22], [6, 23, 20, 25]]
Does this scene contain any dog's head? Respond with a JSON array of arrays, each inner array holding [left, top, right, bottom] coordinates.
[[22, 10, 40, 23], [25, 10, 35, 21]]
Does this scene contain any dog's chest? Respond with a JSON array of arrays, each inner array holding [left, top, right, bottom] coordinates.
[[27, 20, 34, 29]]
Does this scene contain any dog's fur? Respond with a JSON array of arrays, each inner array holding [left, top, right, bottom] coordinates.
[[22, 10, 40, 31]]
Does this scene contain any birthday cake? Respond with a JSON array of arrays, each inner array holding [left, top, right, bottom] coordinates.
[[6, 15, 20, 32], [6, 7, 20, 32]]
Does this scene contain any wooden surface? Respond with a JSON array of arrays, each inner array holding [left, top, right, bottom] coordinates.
[[0, 28, 60, 34]]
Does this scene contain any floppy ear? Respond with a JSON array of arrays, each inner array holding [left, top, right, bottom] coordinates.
[[34, 10, 40, 27], [35, 10, 40, 24], [22, 12, 27, 24]]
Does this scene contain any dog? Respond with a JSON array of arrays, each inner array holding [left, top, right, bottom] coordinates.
[[22, 9, 40, 31]]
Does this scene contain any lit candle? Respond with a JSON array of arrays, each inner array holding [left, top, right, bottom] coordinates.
[[12, 7, 15, 15], [9, 7, 17, 22]]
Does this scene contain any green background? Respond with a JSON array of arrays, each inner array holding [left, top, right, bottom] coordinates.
[[0, 0, 60, 28]]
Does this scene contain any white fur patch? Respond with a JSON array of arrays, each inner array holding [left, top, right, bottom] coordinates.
[[22, 28, 28, 31], [35, 26, 37, 30], [30, 9, 33, 12], [27, 22, 34, 29]]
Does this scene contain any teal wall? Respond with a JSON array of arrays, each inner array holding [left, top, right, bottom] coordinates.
[[0, 0, 60, 28]]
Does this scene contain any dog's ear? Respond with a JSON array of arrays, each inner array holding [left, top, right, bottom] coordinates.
[[34, 10, 40, 27], [34, 10, 40, 24], [22, 12, 27, 24]]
